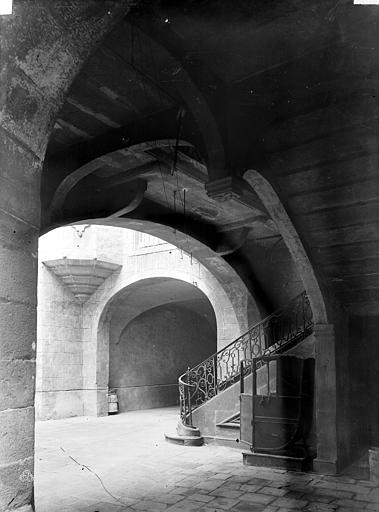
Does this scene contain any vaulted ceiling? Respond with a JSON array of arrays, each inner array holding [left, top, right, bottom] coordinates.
[[42, 0, 379, 316]]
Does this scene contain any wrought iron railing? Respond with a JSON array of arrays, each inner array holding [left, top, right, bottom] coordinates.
[[179, 291, 313, 426]]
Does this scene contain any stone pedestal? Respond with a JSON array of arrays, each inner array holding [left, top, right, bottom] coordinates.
[[313, 324, 339, 475]]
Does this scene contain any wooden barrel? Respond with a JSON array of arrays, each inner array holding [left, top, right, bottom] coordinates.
[[108, 390, 119, 415]]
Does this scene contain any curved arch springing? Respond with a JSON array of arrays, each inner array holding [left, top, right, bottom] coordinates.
[[243, 169, 328, 324]]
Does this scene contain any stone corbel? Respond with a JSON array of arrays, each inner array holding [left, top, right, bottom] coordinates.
[[205, 176, 245, 202]]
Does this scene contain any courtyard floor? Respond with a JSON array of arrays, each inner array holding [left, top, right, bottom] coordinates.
[[34, 407, 379, 512]]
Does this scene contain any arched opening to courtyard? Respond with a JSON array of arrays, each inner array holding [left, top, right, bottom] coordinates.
[[2, 3, 379, 512], [34, 222, 260, 511], [35, 223, 256, 419], [105, 277, 217, 412]]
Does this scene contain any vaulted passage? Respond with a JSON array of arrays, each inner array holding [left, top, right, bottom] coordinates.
[[1, 2, 379, 511], [36, 225, 241, 420], [107, 278, 217, 411]]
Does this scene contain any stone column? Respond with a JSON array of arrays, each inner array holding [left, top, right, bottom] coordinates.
[[81, 302, 110, 418], [313, 323, 339, 475], [0, 2, 137, 509], [0, 133, 41, 511]]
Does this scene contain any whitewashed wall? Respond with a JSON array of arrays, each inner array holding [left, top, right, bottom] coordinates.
[[36, 225, 254, 419]]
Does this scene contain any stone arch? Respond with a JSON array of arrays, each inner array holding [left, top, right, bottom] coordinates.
[[1, 2, 134, 161], [243, 169, 328, 324], [106, 277, 218, 413], [78, 217, 261, 332], [243, 170, 340, 474], [36, 222, 258, 418], [95, 266, 242, 350], [87, 243, 251, 416], [1, 7, 145, 507], [47, 139, 194, 220]]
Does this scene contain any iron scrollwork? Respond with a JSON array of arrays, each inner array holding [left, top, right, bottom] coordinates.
[[179, 292, 314, 426]]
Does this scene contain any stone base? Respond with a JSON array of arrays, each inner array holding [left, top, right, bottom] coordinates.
[[164, 433, 204, 446], [203, 435, 242, 450], [243, 451, 313, 472], [313, 457, 339, 475]]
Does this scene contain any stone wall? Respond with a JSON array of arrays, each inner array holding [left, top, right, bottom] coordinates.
[[0, 3, 135, 509], [36, 259, 83, 420], [348, 316, 379, 452], [37, 225, 254, 420], [109, 303, 217, 411]]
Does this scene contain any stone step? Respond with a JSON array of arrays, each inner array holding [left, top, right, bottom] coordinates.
[[164, 433, 204, 446], [215, 413, 240, 440], [216, 421, 240, 429], [176, 421, 202, 437], [242, 451, 313, 472], [215, 424, 240, 440], [204, 435, 245, 450]]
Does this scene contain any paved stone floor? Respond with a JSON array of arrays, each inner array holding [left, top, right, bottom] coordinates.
[[35, 407, 379, 512]]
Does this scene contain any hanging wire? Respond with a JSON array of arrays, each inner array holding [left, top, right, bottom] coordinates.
[[158, 161, 170, 207], [144, 26, 193, 257], [135, 26, 150, 104], [171, 107, 186, 176], [148, 34, 164, 106], [130, 24, 183, 254], [130, 24, 135, 68], [158, 160, 182, 251]]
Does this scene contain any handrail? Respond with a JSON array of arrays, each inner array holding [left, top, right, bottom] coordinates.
[[184, 292, 310, 376], [179, 291, 314, 426]]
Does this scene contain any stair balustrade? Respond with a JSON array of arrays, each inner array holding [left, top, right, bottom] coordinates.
[[179, 291, 313, 427]]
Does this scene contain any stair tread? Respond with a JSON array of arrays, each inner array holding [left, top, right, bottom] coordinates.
[[165, 433, 204, 440], [165, 433, 204, 447], [216, 422, 240, 429], [243, 451, 306, 461]]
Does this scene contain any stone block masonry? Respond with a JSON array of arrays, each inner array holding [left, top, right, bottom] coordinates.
[[0, 3, 142, 509], [0, 136, 39, 511], [36, 225, 255, 420]]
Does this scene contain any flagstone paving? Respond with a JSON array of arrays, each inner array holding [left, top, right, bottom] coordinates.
[[34, 407, 379, 512]]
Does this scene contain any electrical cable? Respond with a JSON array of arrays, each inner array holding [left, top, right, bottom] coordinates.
[[144, 25, 193, 261], [157, 160, 182, 251], [60, 447, 133, 509], [37, 384, 178, 393]]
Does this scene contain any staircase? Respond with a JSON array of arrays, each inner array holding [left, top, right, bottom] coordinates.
[[165, 292, 314, 448]]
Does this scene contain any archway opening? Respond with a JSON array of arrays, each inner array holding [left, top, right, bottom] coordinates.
[[106, 277, 217, 412], [34, 222, 252, 512]]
